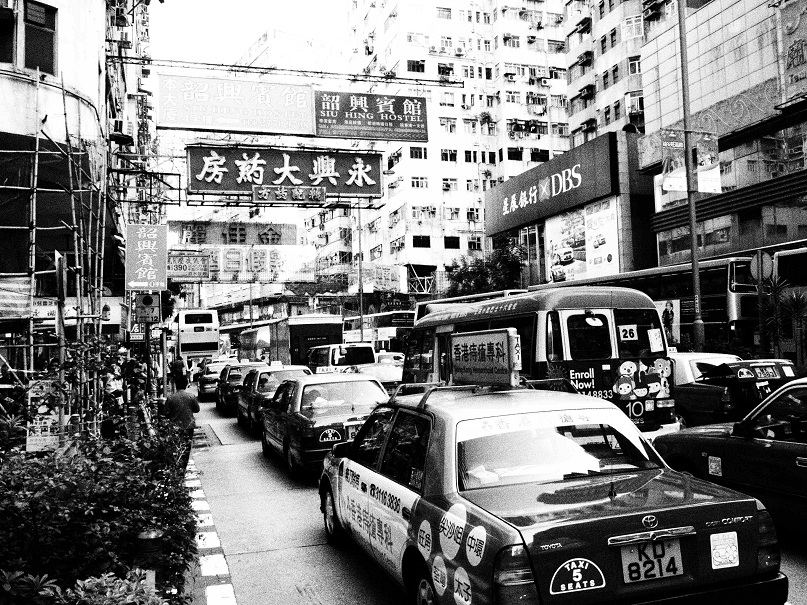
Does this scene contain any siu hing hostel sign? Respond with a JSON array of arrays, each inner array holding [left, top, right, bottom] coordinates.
[[187, 146, 383, 198], [314, 91, 428, 142], [157, 75, 314, 135], [125, 224, 168, 291]]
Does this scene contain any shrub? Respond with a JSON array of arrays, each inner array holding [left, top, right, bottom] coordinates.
[[0, 570, 167, 605], [0, 421, 197, 600]]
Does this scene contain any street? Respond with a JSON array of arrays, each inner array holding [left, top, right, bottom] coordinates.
[[186, 388, 806, 605]]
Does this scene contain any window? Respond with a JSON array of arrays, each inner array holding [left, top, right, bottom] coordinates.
[[507, 147, 523, 160], [440, 36, 453, 49], [627, 91, 644, 113], [602, 71, 610, 89], [467, 208, 480, 221], [614, 100, 621, 120], [464, 150, 478, 162], [484, 39, 491, 51], [370, 244, 383, 260], [407, 59, 426, 73], [468, 236, 482, 250], [624, 15, 643, 39], [411, 176, 428, 188], [505, 90, 521, 103], [353, 408, 395, 468], [610, 28, 617, 47], [604, 106, 611, 125], [410, 146, 427, 159], [463, 120, 478, 134], [466, 179, 480, 191], [413, 236, 431, 247], [628, 55, 641, 74], [531, 148, 550, 162], [600, 36, 607, 55], [437, 7, 452, 19], [503, 35, 521, 48], [612, 64, 619, 83], [598, 1, 605, 18], [440, 92, 455, 106], [25, 1, 56, 75], [440, 117, 457, 133], [446, 207, 460, 220], [441, 149, 458, 161], [442, 178, 458, 191], [379, 412, 432, 490], [614, 309, 664, 358], [483, 12, 491, 24], [0, 4, 14, 63], [567, 313, 612, 360], [444, 236, 460, 249]]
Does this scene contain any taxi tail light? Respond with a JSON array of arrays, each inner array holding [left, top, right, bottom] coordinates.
[[756, 503, 780, 573], [719, 387, 734, 412], [656, 398, 674, 408], [494, 545, 540, 605]]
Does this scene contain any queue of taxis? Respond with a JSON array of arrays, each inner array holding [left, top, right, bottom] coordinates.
[[318, 329, 788, 605]]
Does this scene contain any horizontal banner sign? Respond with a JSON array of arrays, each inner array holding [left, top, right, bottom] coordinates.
[[187, 146, 383, 198], [157, 75, 314, 135], [315, 91, 428, 142], [167, 252, 211, 281], [252, 185, 327, 204]]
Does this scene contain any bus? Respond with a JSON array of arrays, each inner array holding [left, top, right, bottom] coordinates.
[[343, 311, 415, 352], [175, 309, 220, 378], [530, 257, 757, 348], [404, 286, 680, 439], [238, 314, 343, 366]]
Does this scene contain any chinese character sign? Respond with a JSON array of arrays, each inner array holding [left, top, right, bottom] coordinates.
[[125, 224, 168, 291], [450, 329, 522, 388], [158, 75, 314, 135], [315, 91, 428, 142], [187, 146, 383, 198]]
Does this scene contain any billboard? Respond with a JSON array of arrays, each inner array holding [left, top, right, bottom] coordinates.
[[125, 224, 168, 291], [157, 75, 314, 135], [314, 91, 428, 142], [167, 252, 211, 281], [173, 245, 316, 283], [187, 146, 383, 198], [485, 133, 618, 236], [544, 198, 620, 283]]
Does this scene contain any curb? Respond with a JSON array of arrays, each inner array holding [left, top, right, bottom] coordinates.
[[185, 458, 236, 605]]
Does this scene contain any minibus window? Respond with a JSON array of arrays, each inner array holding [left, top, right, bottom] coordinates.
[[567, 314, 612, 360]]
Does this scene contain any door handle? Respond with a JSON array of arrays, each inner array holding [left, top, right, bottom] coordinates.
[[797, 457, 807, 468], [361, 482, 368, 493], [402, 506, 411, 521]]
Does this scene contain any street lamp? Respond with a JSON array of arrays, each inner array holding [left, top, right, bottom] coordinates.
[[675, 0, 705, 351]]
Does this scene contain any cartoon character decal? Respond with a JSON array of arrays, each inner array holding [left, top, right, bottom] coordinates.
[[610, 359, 671, 401]]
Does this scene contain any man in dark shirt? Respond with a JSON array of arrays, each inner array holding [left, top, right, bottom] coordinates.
[[163, 388, 200, 469], [170, 356, 188, 392]]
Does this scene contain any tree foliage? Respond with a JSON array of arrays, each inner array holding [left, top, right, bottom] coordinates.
[[445, 237, 526, 297]]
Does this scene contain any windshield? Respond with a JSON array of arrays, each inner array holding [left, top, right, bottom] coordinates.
[[300, 380, 388, 419], [334, 347, 376, 366], [567, 313, 612, 360], [258, 369, 310, 392], [613, 309, 666, 358], [457, 409, 662, 491]]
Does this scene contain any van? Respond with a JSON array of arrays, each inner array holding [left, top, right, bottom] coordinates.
[[307, 343, 402, 391]]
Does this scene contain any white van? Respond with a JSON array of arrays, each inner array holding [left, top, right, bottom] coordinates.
[[307, 343, 402, 391]]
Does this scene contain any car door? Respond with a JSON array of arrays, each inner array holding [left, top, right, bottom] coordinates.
[[239, 370, 256, 418], [371, 410, 432, 584], [265, 382, 292, 450], [716, 384, 807, 518], [337, 406, 395, 555]]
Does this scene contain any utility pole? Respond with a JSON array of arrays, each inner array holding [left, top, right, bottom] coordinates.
[[676, 0, 705, 351]]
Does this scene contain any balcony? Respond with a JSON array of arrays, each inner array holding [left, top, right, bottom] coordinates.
[[579, 84, 595, 99]]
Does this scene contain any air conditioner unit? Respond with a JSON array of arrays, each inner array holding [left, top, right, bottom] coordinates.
[[388, 181, 398, 188], [461, 103, 470, 109], [541, 78, 551, 86], [429, 45, 437, 52], [440, 47, 447, 53], [555, 15, 564, 23], [455, 48, 465, 56], [505, 74, 515, 82], [442, 183, 451, 191]]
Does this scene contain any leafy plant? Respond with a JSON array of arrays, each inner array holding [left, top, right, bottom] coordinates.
[[445, 236, 526, 297]]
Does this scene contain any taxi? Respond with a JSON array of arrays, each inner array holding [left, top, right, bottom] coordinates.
[[318, 329, 788, 605]]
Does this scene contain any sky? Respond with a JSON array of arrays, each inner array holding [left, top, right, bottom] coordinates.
[[149, 0, 348, 65]]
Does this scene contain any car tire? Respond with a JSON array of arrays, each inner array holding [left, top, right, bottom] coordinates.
[[236, 406, 245, 426], [322, 487, 344, 546], [410, 564, 438, 605], [261, 427, 271, 458]]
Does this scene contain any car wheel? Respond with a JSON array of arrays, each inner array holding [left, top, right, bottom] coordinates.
[[261, 427, 271, 458], [236, 406, 245, 426], [322, 487, 344, 546], [411, 565, 438, 605]]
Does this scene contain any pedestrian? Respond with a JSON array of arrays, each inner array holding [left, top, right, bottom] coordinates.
[[162, 386, 200, 469], [171, 355, 188, 392]]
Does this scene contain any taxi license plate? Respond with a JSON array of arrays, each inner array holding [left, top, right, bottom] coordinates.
[[620, 539, 683, 583]]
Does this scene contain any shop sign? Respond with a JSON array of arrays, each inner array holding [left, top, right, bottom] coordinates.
[[167, 252, 211, 281], [485, 134, 617, 236], [314, 91, 428, 142], [450, 328, 522, 388], [187, 146, 382, 198], [125, 224, 168, 291]]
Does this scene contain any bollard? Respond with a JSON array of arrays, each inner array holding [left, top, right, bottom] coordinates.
[[134, 528, 165, 589]]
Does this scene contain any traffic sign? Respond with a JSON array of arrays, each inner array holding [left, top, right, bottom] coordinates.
[[750, 251, 773, 281], [125, 224, 168, 291], [134, 293, 161, 323]]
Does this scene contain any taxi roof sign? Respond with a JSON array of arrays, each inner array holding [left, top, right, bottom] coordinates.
[[450, 328, 522, 388]]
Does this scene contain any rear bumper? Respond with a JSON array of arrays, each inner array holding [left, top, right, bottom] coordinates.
[[199, 383, 217, 393], [621, 572, 787, 605]]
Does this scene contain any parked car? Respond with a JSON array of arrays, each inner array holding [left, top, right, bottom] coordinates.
[[197, 361, 229, 401], [670, 352, 797, 426], [215, 362, 267, 416], [553, 246, 575, 265], [261, 373, 388, 476], [236, 363, 311, 433], [654, 376, 807, 531], [318, 384, 787, 604]]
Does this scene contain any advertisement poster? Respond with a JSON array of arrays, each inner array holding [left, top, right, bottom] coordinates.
[[654, 299, 681, 344], [544, 199, 619, 283]]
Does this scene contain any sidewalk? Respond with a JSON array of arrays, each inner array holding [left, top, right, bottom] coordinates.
[[183, 432, 236, 605]]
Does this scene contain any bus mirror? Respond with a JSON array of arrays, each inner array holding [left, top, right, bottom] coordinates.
[[584, 310, 603, 327]]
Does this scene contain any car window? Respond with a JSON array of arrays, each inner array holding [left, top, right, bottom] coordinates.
[[456, 409, 661, 490], [352, 407, 395, 469], [334, 347, 376, 366], [749, 386, 807, 441], [379, 411, 431, 491], [567, 313, 612, 360], [272, 384, 292, 412], [228, 368, 243, 382], [614, 309, 665, 358], [300, 380, 388, 419], [257, 373, 273, 392]]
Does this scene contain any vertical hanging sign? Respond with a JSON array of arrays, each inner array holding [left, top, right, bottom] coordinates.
[[125, 224, 168, 291]]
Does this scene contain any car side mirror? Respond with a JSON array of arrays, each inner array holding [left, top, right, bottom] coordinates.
[[332, 441, 353, 459], [731, 421, 750, 438]]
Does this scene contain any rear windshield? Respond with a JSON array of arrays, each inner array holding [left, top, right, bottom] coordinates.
[[333, 347, 376, 366], [457, 409, 661, 491], [257, 369, 310, 391], [300, 381, 388, 418], [183, 313, 214, 325]]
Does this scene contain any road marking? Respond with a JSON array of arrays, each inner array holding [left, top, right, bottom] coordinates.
[[192, 500, 211, 511], [200, 553, 230, 576], [197, 531, 221, 549], [206, 584, 236, 605], [197, 513, 215, 527]]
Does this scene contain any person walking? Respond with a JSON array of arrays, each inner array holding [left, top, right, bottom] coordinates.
[[170, 355, 188, 392], [162, 386, 200, 469]]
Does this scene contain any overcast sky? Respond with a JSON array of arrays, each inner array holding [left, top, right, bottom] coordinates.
[[149, 0, 348, 65]]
